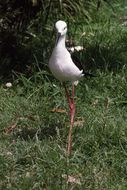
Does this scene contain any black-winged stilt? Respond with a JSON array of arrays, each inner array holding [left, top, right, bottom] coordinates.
[[49, 20, 93, 155]]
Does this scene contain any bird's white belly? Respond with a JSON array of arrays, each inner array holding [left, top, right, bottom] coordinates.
[[49, 58, 82, 82], [49, 48, 83, 82]]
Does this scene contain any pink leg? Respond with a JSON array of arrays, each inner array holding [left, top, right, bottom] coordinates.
[[63, 83, 72, 108], [63, 83, 75, 155], [71, 83, 75, 126]]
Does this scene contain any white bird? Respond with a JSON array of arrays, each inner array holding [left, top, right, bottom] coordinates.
[[49, 20, 93, 155]]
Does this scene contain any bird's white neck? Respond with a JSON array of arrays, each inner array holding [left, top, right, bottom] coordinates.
[[55, 35, 66, 48]]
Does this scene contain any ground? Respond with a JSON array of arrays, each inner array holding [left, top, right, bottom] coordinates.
[[0, 69, 127, 189]]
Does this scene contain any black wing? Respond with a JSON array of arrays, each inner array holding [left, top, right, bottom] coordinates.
[[71, 53, 95, 77]]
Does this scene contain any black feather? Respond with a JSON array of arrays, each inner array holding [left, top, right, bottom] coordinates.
[[71, 54, 95, 77]]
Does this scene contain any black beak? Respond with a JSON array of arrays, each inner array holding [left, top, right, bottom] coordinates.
[[56, 32, 61, 45]]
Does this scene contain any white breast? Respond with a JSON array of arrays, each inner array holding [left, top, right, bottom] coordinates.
[[49, 47, 83, 82]]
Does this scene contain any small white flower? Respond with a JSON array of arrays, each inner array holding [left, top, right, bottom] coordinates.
[[68, 46, 84, 53], [74, 46, 84, 51], [5, 82, 12, 88], [68, 47, 75, 52]]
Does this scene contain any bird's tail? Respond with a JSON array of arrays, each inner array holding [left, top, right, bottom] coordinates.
[[84, 72, 96, 77]]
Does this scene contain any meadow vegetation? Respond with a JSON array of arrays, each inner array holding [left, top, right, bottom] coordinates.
[[0, 0, 127, 189]]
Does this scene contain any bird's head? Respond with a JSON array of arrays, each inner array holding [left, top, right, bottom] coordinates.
[[55, 20, 67, 37]]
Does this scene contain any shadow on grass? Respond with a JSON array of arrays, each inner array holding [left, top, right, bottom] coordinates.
[[72, 30, 127, 73], [1, 26, 127, 83], [13, 122, 64, 141], [84, 44, 127, 72]]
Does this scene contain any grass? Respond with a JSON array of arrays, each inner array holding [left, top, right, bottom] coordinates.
[[0, 69, 127, 189], [0, 1, 127, 189]]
